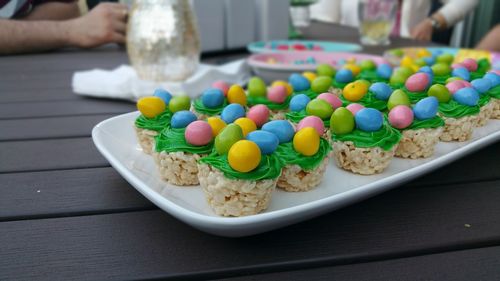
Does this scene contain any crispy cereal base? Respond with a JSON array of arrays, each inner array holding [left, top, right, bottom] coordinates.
[[439, 114, 479, 142], [491, 98, 500, 119], [154, 151, 201, 186], [395, 127, 443, 159], [332, 141, 397, 175], [277, 158, 329, 192], [135, 126, 158, 155], [477, 102, 495, 127]]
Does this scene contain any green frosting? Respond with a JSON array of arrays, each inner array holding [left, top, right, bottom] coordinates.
[[488, 85, 500, 99], [275, 138, 331, 171], [340, 91, 387, 111], [332, 81, 348, 89], [358, 70, 388, 83], [406, 116, 444, 130], [154, 127, 213, 154], [192, 98, 227, 116], [135, 111, 171, 131], [199, 152, 282, 180], [389, 82, 404, 89], [478, 94, 491, 107], [285, 110, 330, 127], [438, 100, 479, 118], [433, 75, 450, 85], [477, 58, 491, 74], [402, 87, 428, 104], [470, 72, 484, 81], [331, 122, 401, 151], [293, 89, 319, 99], [247, 95, 291, 110]]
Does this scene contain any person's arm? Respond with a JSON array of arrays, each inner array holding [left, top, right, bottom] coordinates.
[[23, 1, 81, 21], [0, 3, 127, 55], [476, 25, 500, 52]]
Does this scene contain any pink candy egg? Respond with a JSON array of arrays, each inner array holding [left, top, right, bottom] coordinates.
[[405, 72, 429, 92], [267, 85, 287, 103], [212, 80, 230, 96], [317, 93, 342, 109], [246, 104, 270, 127], [297, 116, 325, 135], [446, 80, 471, 94], [185, 121, 213, 146], [451, 63, 465, 69], [461, 58, 478, 72], [388, 105, 414, 129], [346, 103, 365, 115], [490, 69, 500, 76]]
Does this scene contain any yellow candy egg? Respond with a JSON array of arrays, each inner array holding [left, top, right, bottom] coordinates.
[[410, 64, 420, 73], [400, 56, 414, 68], [417, 48, 432, 58], [293, 127, 320, 156], [207, 117, 226, 136], [343, 64, 361, 76], [137, 96, 166, 118], [271, 80, 293, 96], [234, 117, 257, 137], [302, 71, 317, 82], [227, 84, 247, 106], [228, 140, 261, 172], [343, 81, 368, 102]]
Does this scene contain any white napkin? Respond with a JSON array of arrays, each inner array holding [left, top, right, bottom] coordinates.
[[72, 59, 251, 101]]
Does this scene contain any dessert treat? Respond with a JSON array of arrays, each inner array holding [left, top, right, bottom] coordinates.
[[247, 76, 291, 120], [330, 107, 401, 175], [289, 73, 318, 99], [191, 87, 227, 119], [340, 80, 389, 111], [286, 93, 339, 128], [402, 72, 431, 103]]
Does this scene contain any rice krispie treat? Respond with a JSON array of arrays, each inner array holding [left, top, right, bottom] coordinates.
[[339, 80, 390, 111], [246, 77, 291, 120], [438, 95, 480, 142]]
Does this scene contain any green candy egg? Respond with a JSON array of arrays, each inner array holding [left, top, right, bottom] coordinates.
[[311, 76, 333, 93], [316, 64, 336, 77], [359, 60, 376, 71], [248, 77, 267, 98], [390, 49, 404, 57], [395, 66, 414, 78], [330, 107, 355, 135], [306, 99, 334, 120], [427, 84, 451, 103], [445, 77, 463, 83], [436, 53, 454, 64], [168, 95, 191, 113], [431, 63, 451, 76], [390, 72, 407, 86], [415, 58, 427, 67], [388, 89, 410, 110], [215, 123, 243, 155]]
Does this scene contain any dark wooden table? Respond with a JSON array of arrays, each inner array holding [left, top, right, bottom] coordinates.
[[1, 22, 500, 281]]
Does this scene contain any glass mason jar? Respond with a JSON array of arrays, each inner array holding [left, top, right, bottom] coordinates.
[[358, 0, 397, 46], [127, 0, 200, 82]]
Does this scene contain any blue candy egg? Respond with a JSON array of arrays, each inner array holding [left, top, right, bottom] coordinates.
[[246, 130, 279, 155], [369, 82, 392, 101], [471, 78, 492, 94], [201, 88, 224, 108], [355, 108, 383, 132], [376, 63, 393, 79], [493, 61, 500, 71], [413, 97, 439, 120], [220, 103, 245, 124], [262, 120, 295, 144], [153, 88, 172, 105], [171, 110, 197, 128], [335, 69, 354, 83], [289, 94, 311, 112], [418, 66, 434, 84], [423, 57, 435, 65], [451, 67, 470, 81], [288, 73, 311, 92], [484, 73, 500, 87], [453, 87, 480, 106]]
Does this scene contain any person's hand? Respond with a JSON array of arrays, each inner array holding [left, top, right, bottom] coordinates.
[[411, 19, 433, 41], [67, 3, 128, 48]]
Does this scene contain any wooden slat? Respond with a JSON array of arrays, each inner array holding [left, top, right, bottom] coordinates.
[[1, 179, 500, 280], [0, 87, 81, 103]]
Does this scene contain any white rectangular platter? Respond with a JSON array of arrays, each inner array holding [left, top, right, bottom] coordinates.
[[92, 112, 500, 237]]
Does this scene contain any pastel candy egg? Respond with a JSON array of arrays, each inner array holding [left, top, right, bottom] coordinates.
[[461, 58, 478, 72], [387, 89, 411, 110], [388, 105, 414, 129], [153, 89, 172, 106], [317, 92, 342, 109], [267, 85, 287, 103], [248, 77, 267, 98], [376, 63, 393, 80], [247, 104, 270, 127], [262, 120, 295, 144], [360, 59, 376, 71], [289, 94, 310, 112], [201, 88, 224, 108], [171, 110, 197, 128], [490, 69, 500, 76], [471, 78, 492, 94], [228, 140, 261, 172], [311, 76, 333, 93], [302, 71, 317, 82], [207, 117, 226, 136], [271, 80, 293, 96], [221, 103, 246, 124], [436, 53, 454, 64], [234, 117, 257, 137], [369, 82, 392, 101], [215, 123, 243, 155], [330, 107, 355, 135], [246, 130, 279, 155], [227, 84, 247, 106], [343, 64, 361, 76], [335, 69, 354, 83], [212, 80, 230, 96], [395, 66, 414, 78], [185, 121, 213, 146], [451, 63, 465, 69], [431, 63, 451, 76], [346, 103, 365, 115], [413, 97, 439, 120], [453, 87, 480, 106], [423, 57, 435, 65], [168, 95, 191, 113], [288, 73, 311, 92], [451, 67, 470, 81], [355, 108, 383, 132], [484, 72, 500, 87], [137, 96, 166, 118], [297, 116, 325, 135], [306, 99, 334, 120], [446, 77, 463, 84], [316, 64, 336, 77], [293, 127, 320, 156], [446, 80, 467, 94], [405, 73, 430, 92], [418, 66, 433, 76], [343, 81, 368, 102], [428, 84, 451, 103], [389, 72, 407, 86]]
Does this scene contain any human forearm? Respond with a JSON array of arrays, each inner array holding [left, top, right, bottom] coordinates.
[[476, 25, 500, 52], [23, 2, 80, 21]]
